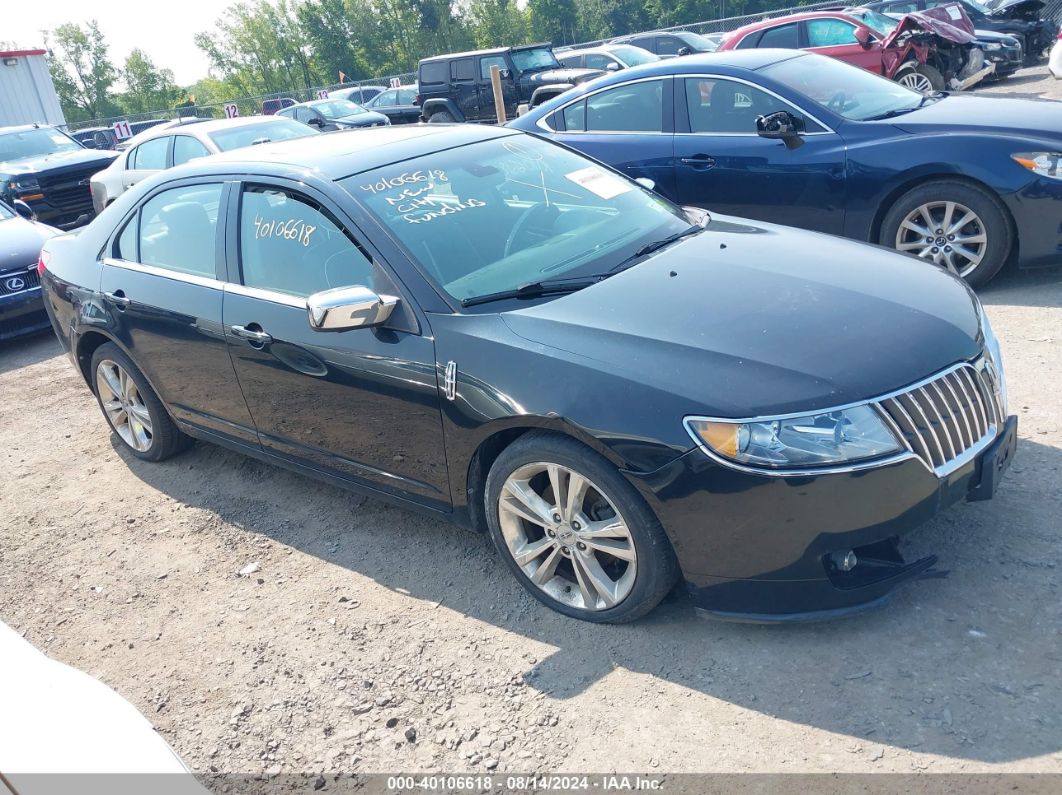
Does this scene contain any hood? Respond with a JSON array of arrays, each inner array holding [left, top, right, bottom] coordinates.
[[501, 217, 981, 418], [987, 0, 1045, 17], [0, 215, 57, 272], [891, 94, 1062, 139], [883, 7, 977, 47], [338, 110, 389, 127], [0, 147, 116, 178], [525, 67, 604, 85]]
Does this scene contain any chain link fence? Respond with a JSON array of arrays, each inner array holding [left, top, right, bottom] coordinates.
[[67, 0, 1061, 132]]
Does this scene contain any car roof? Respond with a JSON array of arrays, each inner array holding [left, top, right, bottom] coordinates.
[[124, 114, 302, 146], [203, 124, 521, 181], [595, 48, 806, 79], [419, 42, 552, 64], [730, 10, 858, 35], [0, 124, 57, 135]]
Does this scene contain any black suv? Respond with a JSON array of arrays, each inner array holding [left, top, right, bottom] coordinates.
[[418, 44, 603, 123], [0, 125, 117, 229]]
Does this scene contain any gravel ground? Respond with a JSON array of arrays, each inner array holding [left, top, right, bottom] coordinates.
[[1, 77, 1061, 785]]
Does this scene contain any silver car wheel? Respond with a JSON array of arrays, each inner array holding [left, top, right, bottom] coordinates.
[[96, 359, 153, 452], [498, 462, 637, 611], [897, 70, 934, 94], [894, 200, 987, 277]]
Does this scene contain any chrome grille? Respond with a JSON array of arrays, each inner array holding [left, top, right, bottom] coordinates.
[[877, 360, 1003, 474], [0, 266, 40, 296]]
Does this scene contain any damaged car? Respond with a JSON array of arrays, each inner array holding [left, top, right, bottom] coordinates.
[[720, 6, 990, 92], [868, 0, 1056, 61]]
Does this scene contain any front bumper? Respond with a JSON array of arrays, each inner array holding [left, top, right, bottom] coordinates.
[[631, 415, 1017, 621], [0, 287, 49, 340]]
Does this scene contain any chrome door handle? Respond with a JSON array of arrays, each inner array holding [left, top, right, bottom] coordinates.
[[230, 325, 273, 345], [103, 291, 130, 308], [680, 155, 715, 168]]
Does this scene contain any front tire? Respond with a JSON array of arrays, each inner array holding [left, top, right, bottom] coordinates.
[[485, 432, 679, 624], [894, 63, 944, 94], [427, 110, 456, 123], [90, 342, 190, 461], [880, 179, 1011, 288]]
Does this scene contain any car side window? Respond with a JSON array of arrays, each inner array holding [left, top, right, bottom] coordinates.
[[132, 137, 169, 170], [374, 90, 396, 107], [684, 77, 824, 134], [562, 100, 587, 131], [115, 215, 138, 261], [559, 53, 582, 68], [584, 80, 664, 133], [398, 88, 417, 104], [656, 35, 681, 56], [585, 53, 614, 70], [807, 19, 860, 47], [758, 23, 801, 49], [138, 183, 223, 277], [239, 186, 385, 298], [734, 31, 762, 50], [172, 136, 210, 166], [294, 107, 314, 123], [452, 58, 475, 82], [479, 55, 508, 80]]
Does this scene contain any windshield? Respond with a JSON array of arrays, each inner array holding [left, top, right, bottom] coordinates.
[[848, 8, 898, 33], [512, 47, 561, 71], [208, 119, 318, 151], [341, 135, 690, 304], [610, 45, 660, 65], [677, 30, 720, 51], [0, 128, 82, 162], [761, 52, 922, 121], [313, 99, 367, 118]]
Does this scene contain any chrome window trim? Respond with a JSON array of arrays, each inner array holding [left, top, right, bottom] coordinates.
[[683, 356, 1000, 478], [538, 72, 834, 136], [102, 257, 223, 290], [225, 282, 307, 309]]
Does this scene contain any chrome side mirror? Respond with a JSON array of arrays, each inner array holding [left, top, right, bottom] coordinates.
[[12, 200, 37, 221], [307, 285, 398, 331], [634, 177, 656, 192]]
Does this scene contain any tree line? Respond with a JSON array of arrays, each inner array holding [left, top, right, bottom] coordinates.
[[46, 0, 800, 123]]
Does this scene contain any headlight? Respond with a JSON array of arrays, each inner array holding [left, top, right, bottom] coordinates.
[[8, 177, 40, 192], [1012, 152, 1062, 180], [686, 405, 903, 470], [978, 302, 1008, 414], [982, 42, 1002, 50]]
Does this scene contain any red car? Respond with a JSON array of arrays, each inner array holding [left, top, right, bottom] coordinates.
[[719, 9, 956, 92]]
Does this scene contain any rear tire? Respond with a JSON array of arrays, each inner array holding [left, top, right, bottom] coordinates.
[[880, 179, 1011, 288], [90, 342, 191, 462], [428, 110, 456, 123], [485, 432, 679, 624]]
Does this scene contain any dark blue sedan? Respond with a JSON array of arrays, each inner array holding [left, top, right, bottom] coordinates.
[[511, 49, 1062, 286]]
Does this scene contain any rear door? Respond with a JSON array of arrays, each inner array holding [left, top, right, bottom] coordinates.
[[221, 179, 450, 508], [99, 179, 259, 446], [806, 17, 885, 74], [122, 136, 170, 191], [672, 75, 848, 234], [549, 77, 676, 199], [450, 57, 480, 120]]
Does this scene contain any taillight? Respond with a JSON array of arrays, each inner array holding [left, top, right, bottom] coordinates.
[[414, 94, 422, 106], [38, 249, 50, 277]]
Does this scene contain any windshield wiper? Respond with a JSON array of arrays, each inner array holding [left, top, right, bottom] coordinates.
[[606, 223, 705, 275], [460, 276, 603, 307], [864, 92, 943, 121]]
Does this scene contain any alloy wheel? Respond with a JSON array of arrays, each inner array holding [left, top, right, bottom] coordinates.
[[498, 462, 637, 611], [897, 71, 933, 94], [894, 200, 987, 277], [96, 359, 153, 452]]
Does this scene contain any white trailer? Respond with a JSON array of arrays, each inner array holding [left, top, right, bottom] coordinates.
[[0, 49, 65, 128]]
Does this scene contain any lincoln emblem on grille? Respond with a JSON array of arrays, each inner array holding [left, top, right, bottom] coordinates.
[[4, 276, 26, 292]]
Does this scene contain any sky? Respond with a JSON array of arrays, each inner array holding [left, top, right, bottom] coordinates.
[[7, 0, 240, 86]]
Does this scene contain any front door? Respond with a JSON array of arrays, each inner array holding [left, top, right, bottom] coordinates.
[[477, 55, 517, 121], [99, 180, 259, 445], [672, 76, 847, 234], [222, 180, 450, 508]]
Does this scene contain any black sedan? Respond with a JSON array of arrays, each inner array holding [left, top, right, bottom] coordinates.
[[363, 86, 422, 125], [40, 126, 1015, 622], [1, 200, 57, 340], [277, 98, 390, 130]]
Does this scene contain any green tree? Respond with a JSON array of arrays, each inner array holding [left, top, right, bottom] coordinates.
[[47, 21, 119, 121], [297, 0, 373, 82], [467, 0, 529, 49], [121, 49, 180, 113], [528, 0, 578, 45]]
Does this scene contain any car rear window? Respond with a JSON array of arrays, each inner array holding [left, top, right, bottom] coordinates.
[[208, 119, 317, 151], [420, 61, 447, 85], [758, 23, 801, 49]]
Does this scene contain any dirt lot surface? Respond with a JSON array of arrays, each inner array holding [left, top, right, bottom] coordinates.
[[2, 78, 1062, 783]]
